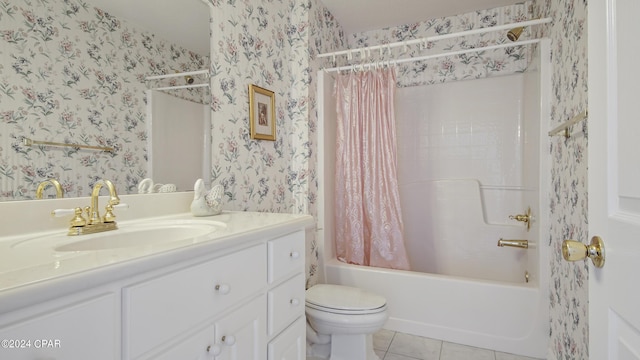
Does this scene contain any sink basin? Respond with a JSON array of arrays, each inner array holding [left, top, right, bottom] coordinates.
[[11, 220, 226, 252]]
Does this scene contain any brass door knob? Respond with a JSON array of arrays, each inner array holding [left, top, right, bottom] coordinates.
[[562, 236, 605, 268]]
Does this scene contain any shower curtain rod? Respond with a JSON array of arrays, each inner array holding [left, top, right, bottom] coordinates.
[[145, 69, 209, 81], [317, 18, 551, 60], [323, 38, 542, 73], [150, 83, 210, 91]]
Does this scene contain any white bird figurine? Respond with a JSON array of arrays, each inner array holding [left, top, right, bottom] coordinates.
[[137, 178, 154, 194], [191, 179, 223, 216], [138, 178, 177, 194]]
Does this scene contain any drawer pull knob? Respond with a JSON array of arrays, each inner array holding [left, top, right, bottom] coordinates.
[[221, 335, 236, 346], [215, 284, 231, 294], [290, 298, 300, 306], [206, 344, 222, 355], [290, 251, 300, 259]]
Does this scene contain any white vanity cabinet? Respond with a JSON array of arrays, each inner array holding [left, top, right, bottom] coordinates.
[[0, 219, 308, 360], [123, 244, 267, 359], [150, 295, 266, 360], [0, 291, 119, 360], [268, 317, 306, 360], [266, 231, 307, 360], [124, 229, 307, 360]]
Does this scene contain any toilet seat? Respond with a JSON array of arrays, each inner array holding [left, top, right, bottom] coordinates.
[[306, 284, 387, 315]]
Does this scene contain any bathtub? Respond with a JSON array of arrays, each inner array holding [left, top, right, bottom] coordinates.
[[324, 258, 547, 358], [320, 180, 548, 358]]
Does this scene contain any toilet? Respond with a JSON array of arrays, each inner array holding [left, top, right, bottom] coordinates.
[[305, 284, 388, 360]]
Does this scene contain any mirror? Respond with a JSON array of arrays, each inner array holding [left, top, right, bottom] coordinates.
[[0, 0, 210, 201]]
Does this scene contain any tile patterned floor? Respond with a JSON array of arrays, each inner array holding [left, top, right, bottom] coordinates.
[[309, 329, 544, 360]]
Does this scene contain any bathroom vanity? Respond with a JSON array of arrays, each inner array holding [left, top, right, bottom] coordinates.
[[0, 193, 313, 360]]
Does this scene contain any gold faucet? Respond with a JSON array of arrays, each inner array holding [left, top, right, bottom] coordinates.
[[36, 179, 64, 199], [88, 179, 120, 225], [64, 179, 121, 236], [497, 239, 529, 249]]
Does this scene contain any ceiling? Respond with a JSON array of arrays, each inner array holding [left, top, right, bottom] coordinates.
[[319, 0, 523, 35], [83, 0, 210, 56], [82, 0, 523, 56]]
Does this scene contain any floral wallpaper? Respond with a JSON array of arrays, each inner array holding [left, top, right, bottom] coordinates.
[[348, 3, 532, 88], [1, 1, 591, 355], [0, 0, 207, 201], [208, 0, 344, 287], [533, 0, 590, 359]]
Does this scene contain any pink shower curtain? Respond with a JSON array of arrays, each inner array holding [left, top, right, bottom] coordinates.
[[334, 67, 410, 270]]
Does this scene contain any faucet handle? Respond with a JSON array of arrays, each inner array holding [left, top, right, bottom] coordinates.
[[70, 208, 87, 227], [51, 207, 86, 227], [103, 203, 128, 223], [508, 207, 532, 231], [112, 203, 129, 210], [103, 204, 116, 223], [51, 208, 76, 217]]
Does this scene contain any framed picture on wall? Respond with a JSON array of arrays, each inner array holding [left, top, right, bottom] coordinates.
[[249, 84, 276, 141]]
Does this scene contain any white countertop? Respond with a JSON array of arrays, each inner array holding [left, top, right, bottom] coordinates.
[[0, 210, 314, 313]]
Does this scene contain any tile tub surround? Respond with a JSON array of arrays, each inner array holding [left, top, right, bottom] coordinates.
[[0, 192, 314, 313]]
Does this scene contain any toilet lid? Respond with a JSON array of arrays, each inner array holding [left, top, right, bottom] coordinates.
[[305, 284, 386, 313]]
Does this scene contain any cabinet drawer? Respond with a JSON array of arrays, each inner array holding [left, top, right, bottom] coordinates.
[[268, 316, 306, 360], [268, 231, 304, 283], [267, 273, 305, 337], [124, 244, 266, 359]]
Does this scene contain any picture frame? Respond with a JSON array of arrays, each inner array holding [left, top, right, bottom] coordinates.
[[248, 84, 276, 141]]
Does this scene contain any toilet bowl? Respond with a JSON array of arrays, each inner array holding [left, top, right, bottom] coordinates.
[[306, 284, 388, 360]]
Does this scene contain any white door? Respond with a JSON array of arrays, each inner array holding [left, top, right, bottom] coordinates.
[[588, 0, 640, 359]]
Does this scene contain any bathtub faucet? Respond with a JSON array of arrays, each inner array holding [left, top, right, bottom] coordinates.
[[497, 239, 528, 249], [509, 207, 532, 231]]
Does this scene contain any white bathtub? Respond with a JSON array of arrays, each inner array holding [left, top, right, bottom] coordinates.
[[320, 179, 548, 358], [324, 258, 547, 358]]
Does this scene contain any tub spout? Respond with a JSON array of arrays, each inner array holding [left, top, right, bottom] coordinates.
[[497, 239, 528, 249]]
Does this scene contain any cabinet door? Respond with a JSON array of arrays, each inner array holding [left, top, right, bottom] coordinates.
[[214, 295, 266, 360], [0, 294, 118, 360], [148, 324, 215, 360], [268, 317, 306, 360]]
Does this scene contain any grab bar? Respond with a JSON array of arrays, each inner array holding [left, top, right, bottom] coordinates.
[[23, 137, 113, 152], [548, 110, 587, 138], [497, 239, 528, 249]]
